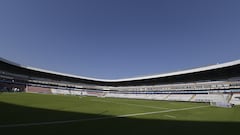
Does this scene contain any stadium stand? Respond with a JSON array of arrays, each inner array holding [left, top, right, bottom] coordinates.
[[191, 94, 230, 103], [166, 94, 194, 101], [69, 90, 83, 96], [51, 88, 70, 95], [26, 86, 52, 94], [85, 90, 106, 97]]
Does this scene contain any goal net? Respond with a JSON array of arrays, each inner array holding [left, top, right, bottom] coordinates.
[[209, 92, 233, 108]]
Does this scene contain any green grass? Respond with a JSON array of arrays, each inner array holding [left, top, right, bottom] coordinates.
[[0, 92, 240, 135]]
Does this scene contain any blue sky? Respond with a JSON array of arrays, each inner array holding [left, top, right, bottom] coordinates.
[[0, 0, 240, 79]]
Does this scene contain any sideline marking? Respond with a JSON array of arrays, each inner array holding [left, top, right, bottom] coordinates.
[[0, 105, 208, 128], [90, 99, 170, 109]]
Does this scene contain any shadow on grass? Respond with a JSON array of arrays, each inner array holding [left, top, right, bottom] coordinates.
[[0, 101, 239, 135]]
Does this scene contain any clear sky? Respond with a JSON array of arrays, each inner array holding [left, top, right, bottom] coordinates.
[[0, 0, 240, 79]]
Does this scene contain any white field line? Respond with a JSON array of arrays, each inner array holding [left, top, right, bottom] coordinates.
[[117, 105, 208, 117], [164, 115, 176, 119], [0, 105, 208, 128], [90, 99, 169, 109]]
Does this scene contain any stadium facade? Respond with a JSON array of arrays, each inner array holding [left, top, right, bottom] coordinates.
[[1, 57, 240, 106]]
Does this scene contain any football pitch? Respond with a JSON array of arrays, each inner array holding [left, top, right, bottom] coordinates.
[[0, 93, 240, 135]]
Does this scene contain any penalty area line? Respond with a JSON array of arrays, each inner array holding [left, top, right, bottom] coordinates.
[[0, 105, 208, 128]]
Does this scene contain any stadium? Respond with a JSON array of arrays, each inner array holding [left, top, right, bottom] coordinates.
[[1, 57, 240, 135], [1, 57, 240, 105]]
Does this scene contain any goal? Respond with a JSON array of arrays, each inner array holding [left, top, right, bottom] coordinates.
[[209, 92, 233, 108]]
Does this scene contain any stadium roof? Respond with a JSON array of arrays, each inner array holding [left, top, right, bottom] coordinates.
[[1, 57, 240, 86]]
